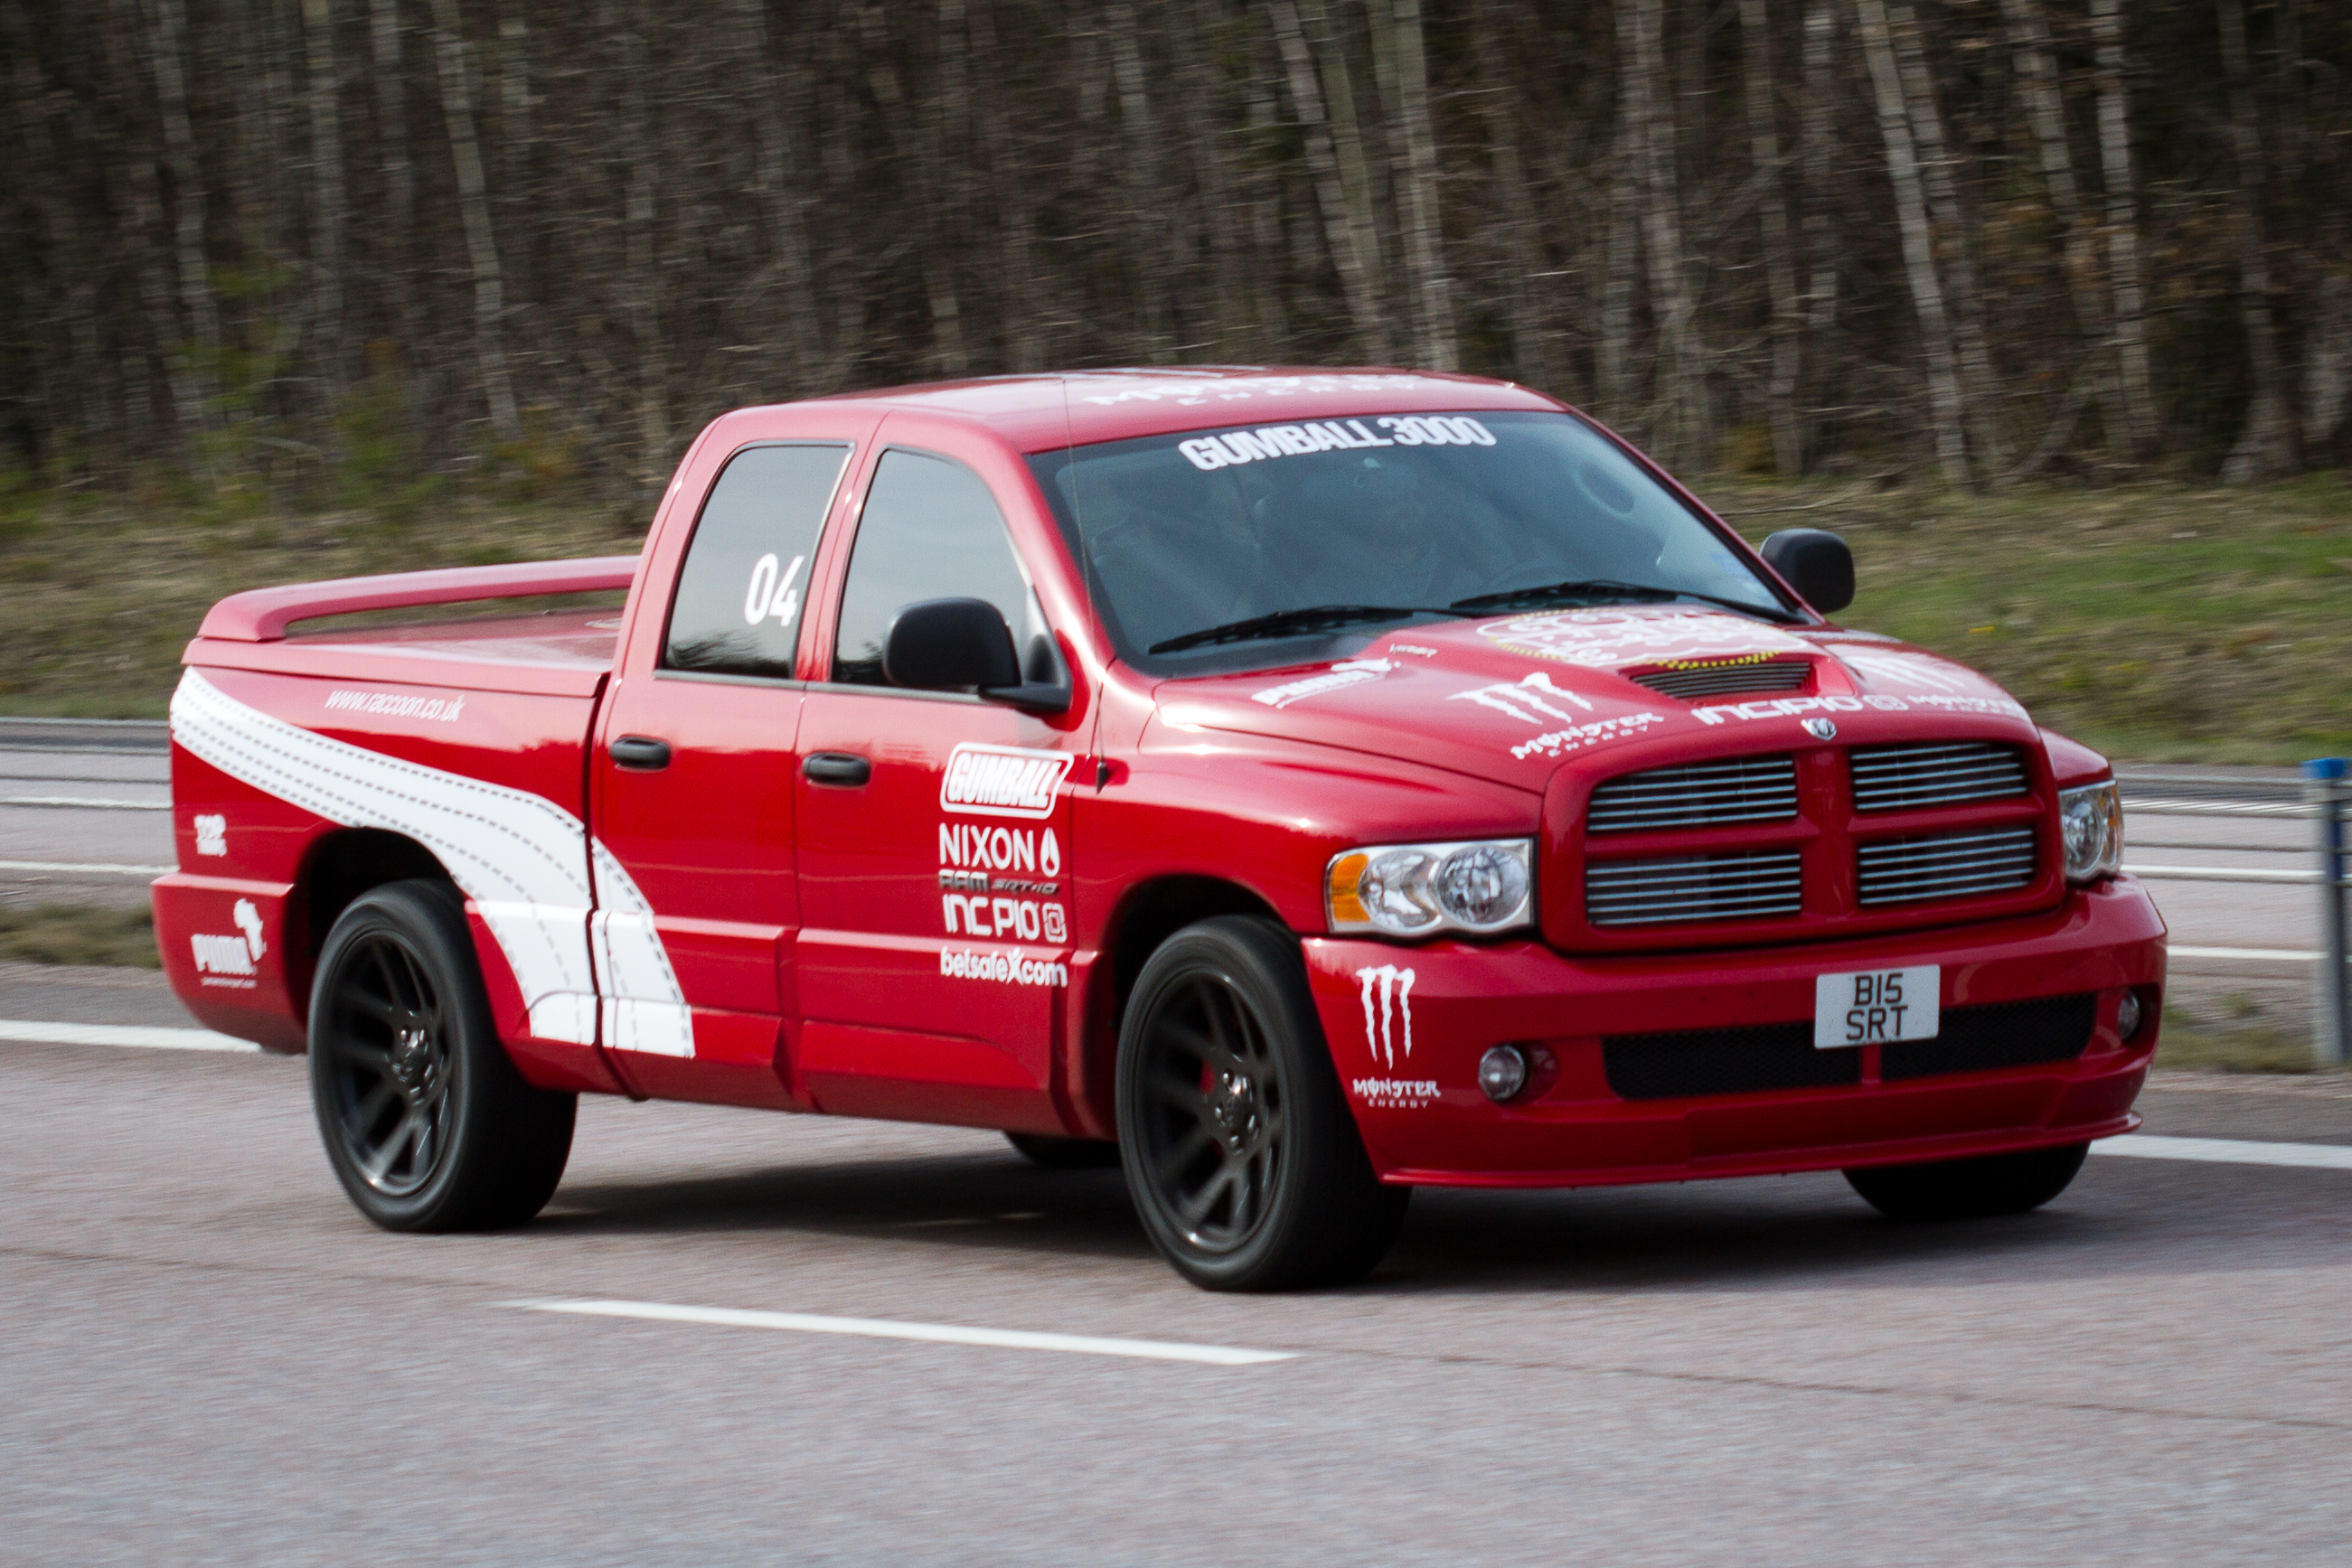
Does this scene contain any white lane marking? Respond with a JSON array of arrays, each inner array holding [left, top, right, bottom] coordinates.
[[2093, 1134, 2352, 1172], [1, 795, 169, 811], [2125, 863, 2322, 885], [2170, 944, 2325, 962], [0, 1019, 259, 1052], [2124, 798, 2312, 818], [0, 859, 176, 876], [504, 1299, 1296, 1366]]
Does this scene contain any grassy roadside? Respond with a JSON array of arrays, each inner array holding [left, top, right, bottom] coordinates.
[[5, 472, 2347, 760], [0, 905, 160, 968]]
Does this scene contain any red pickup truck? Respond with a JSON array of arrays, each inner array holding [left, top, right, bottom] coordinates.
[[156, 368, 2163, 1290]]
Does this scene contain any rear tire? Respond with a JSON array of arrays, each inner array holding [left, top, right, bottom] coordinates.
[[1843, 1141, 2089, 1222], [1117, 915, 1408, 1291], [307, 878, 576, 1232], [1006, 1131, 1122, 1169]]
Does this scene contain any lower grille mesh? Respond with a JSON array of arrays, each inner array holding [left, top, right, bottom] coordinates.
[[1603, 992, 2099, 1101]]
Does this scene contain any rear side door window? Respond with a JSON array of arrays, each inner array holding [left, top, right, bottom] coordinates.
[[663, 442, 851, 680], [832, 449, 1060, 687]]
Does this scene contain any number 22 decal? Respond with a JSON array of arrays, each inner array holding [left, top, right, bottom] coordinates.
[[743, 552, 806, 628]]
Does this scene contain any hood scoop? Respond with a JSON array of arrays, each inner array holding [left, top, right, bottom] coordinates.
[[1623, 655, 1814, 702]]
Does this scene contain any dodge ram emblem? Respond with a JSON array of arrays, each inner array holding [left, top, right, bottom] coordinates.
[[1803, 718, 1838, 739]]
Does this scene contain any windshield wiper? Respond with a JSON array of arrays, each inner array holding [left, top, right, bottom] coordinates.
[[1149, 603, 1435, 655], [1448, 577, 1798, 624]]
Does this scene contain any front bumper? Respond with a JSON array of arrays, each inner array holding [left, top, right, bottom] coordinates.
[[1303, 876, 2165, 1188]]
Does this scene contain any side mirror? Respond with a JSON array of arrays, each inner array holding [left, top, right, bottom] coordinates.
[[883, 597, 1070, 712], [1760, 528, 1855, 615]]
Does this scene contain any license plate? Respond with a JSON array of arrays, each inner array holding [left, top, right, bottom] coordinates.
[[1813, 965, 1940, 1049]]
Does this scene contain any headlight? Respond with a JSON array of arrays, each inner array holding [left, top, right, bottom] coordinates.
[[1326, 839, 1534, 937], [2058, 781, 2124, 883]]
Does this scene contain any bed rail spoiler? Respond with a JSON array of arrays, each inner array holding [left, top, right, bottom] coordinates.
[[193, 555, 643, 643]]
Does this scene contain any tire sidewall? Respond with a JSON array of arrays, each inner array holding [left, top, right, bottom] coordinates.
[[1115, 915, 1365, 1290], [307, 879, 501, 1231]]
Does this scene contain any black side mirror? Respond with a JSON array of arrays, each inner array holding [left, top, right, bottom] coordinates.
[[1760, 528, 1855, 615], [883, 597, 1070, 712]]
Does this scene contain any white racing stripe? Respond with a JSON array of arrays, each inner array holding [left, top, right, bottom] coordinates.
[[0, 859, 175, 876], [504, 1298, 1296, 1366], [0, 1019, 259, 1052], [169, 670, 691, 1056], [2093, 1134, 2352, 1172]]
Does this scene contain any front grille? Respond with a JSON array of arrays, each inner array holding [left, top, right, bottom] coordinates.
[[1602, 992, 2096, 1100], [1856, 825, 2037, 907], [1851, 741, 2027, 811], [1587, 755, 1798, 834], [1884, 993, 2097, 1079], [1604, 1021, 1858, 1101], [1586, 850, 1804, 926], [1627, 657, 1812, 700]]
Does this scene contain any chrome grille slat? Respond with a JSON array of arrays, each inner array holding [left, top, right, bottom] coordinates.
[[1586, 850, 1804, 926], [1850, 742, 2028, 811], [1629, 660, 1813, 700], [1856, 825, 2038, 907], [1587, 755, 1798, 834]]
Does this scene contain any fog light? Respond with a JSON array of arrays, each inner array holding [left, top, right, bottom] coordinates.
[[1479, 1045, 1529, 1103], [2115, 991, 2143, 1042]]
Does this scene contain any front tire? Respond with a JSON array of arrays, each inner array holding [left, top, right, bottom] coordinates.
[[1117, 915, 1408, 1291], [1843, 1141, 2090, 1222], [308, 879, 575, 1232]]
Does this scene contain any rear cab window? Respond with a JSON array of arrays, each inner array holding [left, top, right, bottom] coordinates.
[[663, 442, 851, 680]]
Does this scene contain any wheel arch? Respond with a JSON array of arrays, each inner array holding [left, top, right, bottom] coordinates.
[[297, 828, 454, 962]]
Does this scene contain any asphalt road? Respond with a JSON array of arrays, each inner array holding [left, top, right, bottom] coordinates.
[[5, 1000, 2351, 1565]]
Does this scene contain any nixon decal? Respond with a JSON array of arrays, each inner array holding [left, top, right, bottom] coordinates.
[[192, 813, 228, 857], [1355, 964, 1417, 1070], [940, 822, 1060, 874], [941, 744, 1073, 820]]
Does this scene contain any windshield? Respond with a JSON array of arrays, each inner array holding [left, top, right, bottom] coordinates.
[[1029, 410, 1792, 669]]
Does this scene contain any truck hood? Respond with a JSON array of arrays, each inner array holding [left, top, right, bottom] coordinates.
[[1149, 605, 2041, 791]]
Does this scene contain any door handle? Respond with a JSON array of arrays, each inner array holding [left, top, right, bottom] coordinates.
[[611, 735, 673, 771], [804, 752, 870, 786]]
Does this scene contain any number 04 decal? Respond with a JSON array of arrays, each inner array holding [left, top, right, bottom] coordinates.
[[742, 552, 807, 627]]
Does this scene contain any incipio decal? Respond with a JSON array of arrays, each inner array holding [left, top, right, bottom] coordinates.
[[940, 744, 1074, 820], [1252, 658, 1393, 709], [1691, 694, 1878, 727], [1179, 415, 1498, 472], [1479, 606, 1814, 671]]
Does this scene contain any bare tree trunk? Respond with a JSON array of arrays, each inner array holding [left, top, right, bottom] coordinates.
[[971, 0, 1045, 371], [1620, 0, 1705, 466], [1470, 3, 1562, 394], [1799, 0, 1839, 452], [2087, 0, 2156, 456], [1738, 0, 1802, 475], [2217, 0, 2294, 482], [143, 0, 221, 436], [1385, 0, 1455, 370], [1105, 3, 1171, 359], [1268, 0, 1390, 360], [1599, 122, 1637, 414], [1886, 2, 2004, 474], [613, 14, 666, 465], [2001, 0, 2112, 464], [737, 0, 823, 384], [427, 0, 521, 446], [494, 5, 533, 323], [300, 0, 350, 396], [369, 0, 413, 342], [1853, 0, 1970, 489]]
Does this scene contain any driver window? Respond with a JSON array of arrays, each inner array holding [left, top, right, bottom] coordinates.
[[833, 450, 1058, 688]]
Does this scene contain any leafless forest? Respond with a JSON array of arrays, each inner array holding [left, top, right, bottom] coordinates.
[[4, 1, 2347, 502]]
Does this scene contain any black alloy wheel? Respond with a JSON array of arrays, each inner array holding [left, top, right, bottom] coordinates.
[[308, 879, 575, 1232], [1117, 915, 1408, 1291]]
